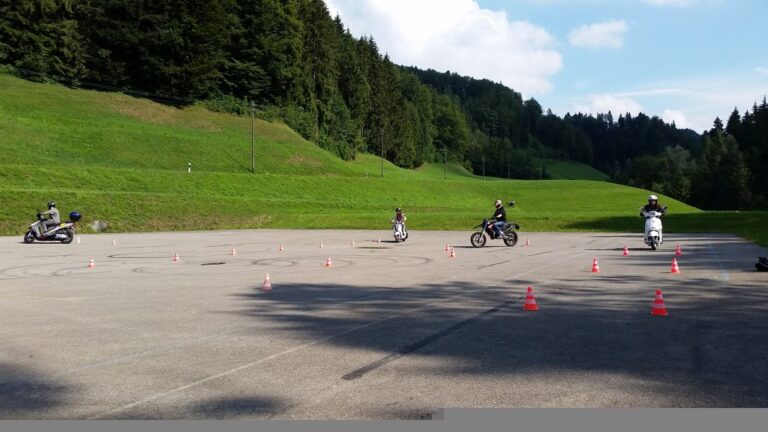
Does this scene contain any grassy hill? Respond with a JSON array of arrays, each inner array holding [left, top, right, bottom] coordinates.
[[536, 159, 610, 181], [1, 73, 766, 245]]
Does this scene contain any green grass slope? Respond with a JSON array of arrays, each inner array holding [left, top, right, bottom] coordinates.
[[1, 73, 766, 245], [538, 159, 610, 181]]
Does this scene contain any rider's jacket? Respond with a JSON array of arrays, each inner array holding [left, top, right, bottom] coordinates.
[[493, 206, 506, 222]]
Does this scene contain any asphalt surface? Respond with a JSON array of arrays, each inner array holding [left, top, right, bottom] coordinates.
[[1, 229, 767, 419]]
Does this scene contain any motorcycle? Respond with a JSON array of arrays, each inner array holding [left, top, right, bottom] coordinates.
[[641, 206, 667, 251], [470, 201, 520, 248], [24, 210, 81, 244], [393, 220, 408, 242]]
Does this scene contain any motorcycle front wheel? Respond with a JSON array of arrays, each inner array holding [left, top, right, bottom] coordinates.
[[23, 231, 35, 244], [60, 229, 74, 244], [470, 232, 486, 248], [503, 231, 519, 247]]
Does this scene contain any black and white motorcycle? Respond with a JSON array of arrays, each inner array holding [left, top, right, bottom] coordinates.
[[393, 219, 408, 242], [641, 206, 667, 250], [24, 210, 81, 244]]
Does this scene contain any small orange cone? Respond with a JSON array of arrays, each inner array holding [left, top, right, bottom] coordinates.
[[523, 286, 540, 311], [112, 239, 116, 246], [172, 252, 180, 262], [325, 256, 333, 268], [670, 258, 681, 274], [320, 242, 324, 249], [445, 244, 450, 251], [449, 248, 456, 258], [623, 245, 629, 256], [675, 245, 683, 257], [230, 247, 237, 256], [279, 244, 284, 252], [651, 289, 669, 316], [261, 273, 272, 292], [525, 239, 531, 247], [87, 258, 95, 269], [77, 236, 81, 244], [591, 257, 601, 273]]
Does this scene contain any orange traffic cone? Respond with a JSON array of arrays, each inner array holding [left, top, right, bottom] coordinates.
[[87, 258, 95, 269], [670, 258, 681, 274], [230, 247, 237, 256], [525, 239, 531, 247], [675, 245, 683, 257], [445, 244, 450, 252], [111, 239, 116, 246], [261, 273, 272, 292], [623, 245, 629, 256], [172, 252, 180, 262], [449, 248, 456, 258], [77, 236, 81, 244], [591, 257, 601, 273], [651, 289, 669, 316], [279, 244, 284, 252], [523, 286, 540, 311], [325, 256, 333, 268], [320, 242, 324, 249]]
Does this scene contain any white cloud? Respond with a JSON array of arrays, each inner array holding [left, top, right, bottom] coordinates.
[[756, 66, 768, 76], [324, 0, 562, 96], [574, 93, 643, 116], [568, 20, 628, 49], [661, 109, 689, 128]]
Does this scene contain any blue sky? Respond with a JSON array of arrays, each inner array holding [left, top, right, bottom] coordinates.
[[326, 0, 768, 131]]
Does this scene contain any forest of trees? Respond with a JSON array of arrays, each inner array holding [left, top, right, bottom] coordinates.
[[1, 0, 766, 210]]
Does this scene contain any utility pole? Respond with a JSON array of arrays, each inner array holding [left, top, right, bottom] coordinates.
[[380, 129, 384, 179], [250, 100, 255, 174], [507, 160, 510, 179], [437, 148, 448, 180], [482, 155, 485, 181]]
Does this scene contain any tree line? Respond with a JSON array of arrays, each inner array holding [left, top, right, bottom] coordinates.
[[1, 0, 766, 209]]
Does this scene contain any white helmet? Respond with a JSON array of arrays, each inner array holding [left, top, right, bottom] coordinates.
[[495, 200, 502, 208], [648, 195, 658, 202]]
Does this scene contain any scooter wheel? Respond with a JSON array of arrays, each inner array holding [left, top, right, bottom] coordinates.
[[23, 231, 35, 243]]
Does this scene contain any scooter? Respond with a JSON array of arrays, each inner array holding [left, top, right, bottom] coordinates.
[[641, 206, 667, 251], [24, 210, 81, 244], [393, 220, 408, 242], [470, 201, 520, 248]]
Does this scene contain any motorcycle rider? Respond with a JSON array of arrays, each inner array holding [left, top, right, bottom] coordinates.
[[392, 208, 407, 225], [640, 195, 666, 218], [40, 201, 61, 233], [491, 200, 507, 238]]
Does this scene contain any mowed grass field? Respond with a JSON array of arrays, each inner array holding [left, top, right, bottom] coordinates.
[[1, 73, 766, 245]]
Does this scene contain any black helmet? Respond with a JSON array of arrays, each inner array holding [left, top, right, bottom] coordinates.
[[47, 201, 56, 209], [396, 208, 402, 212]]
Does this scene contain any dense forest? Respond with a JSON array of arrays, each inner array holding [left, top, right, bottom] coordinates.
[[1, 0, 766, 209]]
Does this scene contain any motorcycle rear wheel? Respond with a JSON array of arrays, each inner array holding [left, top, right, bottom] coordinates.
[[470, 232, 486, 248], [503, 231, 518, 247], [60, 229, 74, 244]]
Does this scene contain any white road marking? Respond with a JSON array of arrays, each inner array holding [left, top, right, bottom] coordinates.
[[708, 243, 730, 282]]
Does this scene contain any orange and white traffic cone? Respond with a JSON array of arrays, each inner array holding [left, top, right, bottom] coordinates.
[[449, 248, 456, 258], [87, 258, 95, 269], [525, 239, 531, 247], [230, 247, 237, 256], [670, 258, 681, 274], [172, 252, 180, 262], [325, 256, 333, 268], [675, 245, 683, 257], [651, 289, 669, 316], [279, 244, 284, 252], [445, 244, 450, 252], [76, 236, 81, 244], [523, 286, 540, 311], [591, 257, 601, 273], [623, 245, 630, 256], [111, 239, 116, 246], [320, 242, 324, 249], [261, 273, 272, 292]]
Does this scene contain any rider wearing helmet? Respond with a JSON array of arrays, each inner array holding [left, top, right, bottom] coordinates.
[[491, 200, 507, 238], [641, 195, 666, 217], [392, 208, 406, 224], [40, 201, 61, 232]]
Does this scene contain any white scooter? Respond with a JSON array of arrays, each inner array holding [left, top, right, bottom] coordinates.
[[393, 220, 408, 243], [641, 206, 667, 250]]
